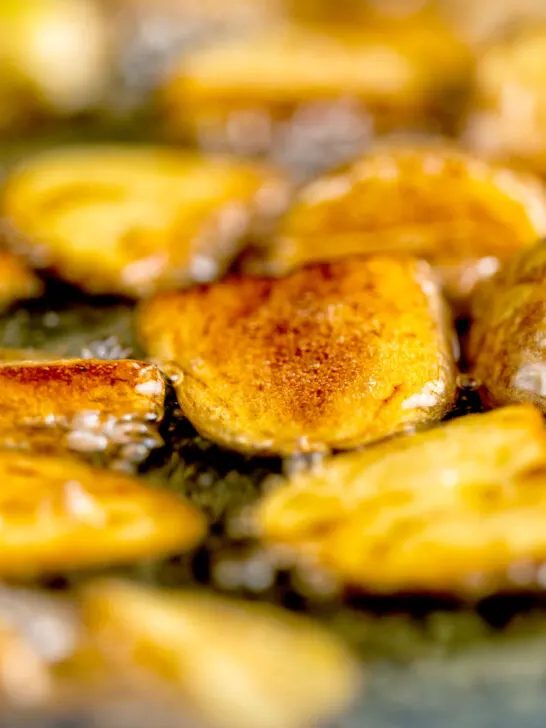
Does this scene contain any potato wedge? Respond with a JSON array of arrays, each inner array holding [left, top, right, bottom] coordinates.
[[268, 142, 546, 304], [1, 146, 289, 297], [162, 21, 470, 168], [464, 25, 546, 174], [0, 251, 42, 311], [468, 240, 546, 411], [138, 255, 456, 456], [0, 451, 205, 576], [80, 580, 360, 728], [258, 405, 546, 595]]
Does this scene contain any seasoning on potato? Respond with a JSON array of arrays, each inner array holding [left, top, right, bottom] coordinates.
[[1, 146, 289, 297], [138, 255, 456, 456], [468, 239, 546, 411], [80, 580, 361, 728], [267, 142, 546, 304], [0, 451, 205, 576], [258, 405, 546, 596], [162, 20, 470, 172], [464, 25, 546, 175], [0, 251, 42, 311]]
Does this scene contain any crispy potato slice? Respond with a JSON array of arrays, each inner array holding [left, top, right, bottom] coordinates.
[[1, 146, 289, 297], [468, 240, 546, 411], [0, 359, 165, 425], [0, 250, 42, 311], [267, 142, 546, 304], [138, 256, 456, 456], [80, 580, 360, 728], [0, 451, 205, 576], [163, 21, 470, 162], [258, 405, 546, 595], [463, 25, 546, 174]]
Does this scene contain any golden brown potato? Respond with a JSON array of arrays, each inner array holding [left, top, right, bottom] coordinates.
[[468, 240, 546, 410], [0, 451, 205, 576], [258, 405, 546, 596], [162, 21, 471, 168], [268, 142, 546, 304], [0, 358, 166, 457], [0, 251, 42, 311], [0, 0, 110, 128], [463, 25, 546, 175], [138, 255, 456, 456], [440, 0, 546, 46], [80, 580, 361, 728], [1, 146, 289, 297], [0, 358, 165, 426]]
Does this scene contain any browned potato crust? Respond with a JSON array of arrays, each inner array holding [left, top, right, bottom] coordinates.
[[0, 251, 42, 310], [258, 405, 546, 595], [162, 21, 471, 158], [138, 256, 456, 456], [81, 580, 361, 728], [0, 452, 205, 576], [1, 146, 289, 297], [0, 359, 165, 427], [468, 240, 546, 410], [269, 143, 546, 304], [464, 25, 546, 175]]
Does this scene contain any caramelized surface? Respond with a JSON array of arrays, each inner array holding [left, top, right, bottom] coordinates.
[[258, 405, 546, 595], [1, 146, 288, 297], [469, 240, 546, 411], [138, 256, 455, 456], [0, 452, 205, 576], [269, 143, 546, 303], [81, 580, 360, 728]]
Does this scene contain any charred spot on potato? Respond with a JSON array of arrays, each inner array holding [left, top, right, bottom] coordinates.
[[266, 142, 546, 305], [1, 146, 289, 297], [137, 255, 456, 456]]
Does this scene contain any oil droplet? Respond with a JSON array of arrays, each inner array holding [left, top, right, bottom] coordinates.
[[456, 374, 481, 391]]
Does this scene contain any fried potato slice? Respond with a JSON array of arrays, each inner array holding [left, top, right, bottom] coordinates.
[[138, 255, 456, 456], [0, 359, 165, 426], [468, 240, 546, 411], [267, 142, 546, 304], [464, 26, 546, 173], [0, 451, 205, 576], [0, 250, 42, 311], [1, 146, 289, 297], [162, 21, 470, 164], [258, 405, 546, 595], [80, 580, 360, 728]]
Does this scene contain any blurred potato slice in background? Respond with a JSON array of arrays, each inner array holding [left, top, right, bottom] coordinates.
[[0, 251, 42, 311], [463, 25, 546, 176], [162, 19, 471, 176], [269, 142, 546, 305], [469, 240, 546, 411], [138, 256, 456, 456], [1, 146, 289, 297], [80, 580, 361, 728], [0, 0, 111, 129], [258, 405, 546, 596], [0, 451, 205, 576]]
